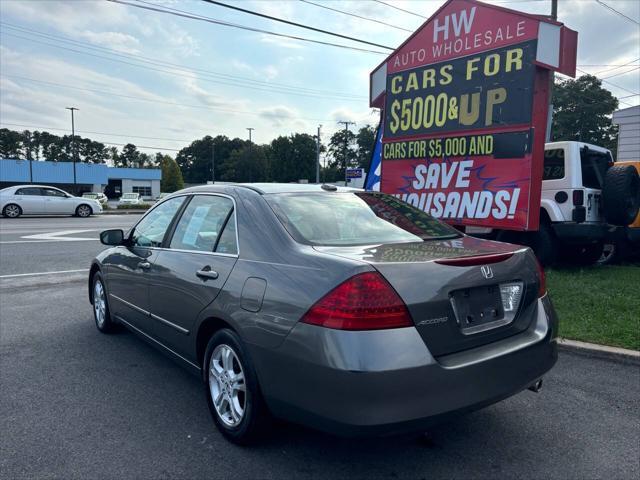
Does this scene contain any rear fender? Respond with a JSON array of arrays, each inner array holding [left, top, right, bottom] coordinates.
[[540, 199, 565, 222]]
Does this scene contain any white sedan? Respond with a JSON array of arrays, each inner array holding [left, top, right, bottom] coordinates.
[[0, 185, 103, 218]]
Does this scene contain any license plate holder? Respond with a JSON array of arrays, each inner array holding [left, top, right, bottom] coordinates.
[[451, 285, 505, 335]]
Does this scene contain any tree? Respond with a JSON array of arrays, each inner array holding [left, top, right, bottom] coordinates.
[[0, 128, 23, 158], [221, 145, 268, 182], [117, 143, 140, 167], [328, 128, 357, 176], [356, 125, 376, 169], [552, 74, 619, 154], [176, 135, 248, 183], [268, 133, 320, 182], [157, 153, 184, 192]]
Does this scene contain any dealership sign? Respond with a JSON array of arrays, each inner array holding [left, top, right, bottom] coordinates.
[[369, 0, 577, 230]]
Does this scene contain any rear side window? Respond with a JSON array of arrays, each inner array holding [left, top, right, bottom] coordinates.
[[543, 149, 565, 180], [131, 196, 185, 247], [42, 188, 66, 197], [169, 195, 235, 253], [266, 192, 459, 247], [16, 187, 42, 196]]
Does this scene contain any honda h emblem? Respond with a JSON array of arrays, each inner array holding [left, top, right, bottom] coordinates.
[[481, 265, 494, 279]]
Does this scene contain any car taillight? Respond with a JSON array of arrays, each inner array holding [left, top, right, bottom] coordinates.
[[535, 258, 546, 297], [572, 189, 584, 206], [301, 272, 413, 330]]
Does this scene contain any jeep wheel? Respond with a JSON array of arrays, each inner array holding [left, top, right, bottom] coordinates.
[[561, 242, 604, 266], [522, 223, 557, 267], [602, 165, 640, 226]]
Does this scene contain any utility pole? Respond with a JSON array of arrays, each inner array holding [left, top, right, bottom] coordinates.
[[211, 139, 215, 183], [66, 107, 79, 190], [246, 127, 254, 182], [338, 121, 355, 186], [546, 0, 558, 141], [316, 125, 322, 184]]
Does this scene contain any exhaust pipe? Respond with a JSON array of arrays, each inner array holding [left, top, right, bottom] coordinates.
[[528, 379, 543, 393]]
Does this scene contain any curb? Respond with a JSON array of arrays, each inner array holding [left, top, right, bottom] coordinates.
[[557, 338, 640, 365]]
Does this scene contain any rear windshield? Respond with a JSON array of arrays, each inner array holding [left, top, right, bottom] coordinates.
[[122, 193, 138, 199], [266, 192, 460, 246], [580, 147, 611, 189]]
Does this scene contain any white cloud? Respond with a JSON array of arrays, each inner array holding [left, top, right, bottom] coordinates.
[[259, 106, 299, 127]]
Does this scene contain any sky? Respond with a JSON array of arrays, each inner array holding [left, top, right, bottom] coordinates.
[[0, 0, 639, 156]]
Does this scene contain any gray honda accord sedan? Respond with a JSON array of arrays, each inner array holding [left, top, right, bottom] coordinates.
[[89, 183, 557, 444]]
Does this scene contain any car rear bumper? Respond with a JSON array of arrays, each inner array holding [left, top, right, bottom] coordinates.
[[252, 295, 558, 437], [551, 222, 606, 243]]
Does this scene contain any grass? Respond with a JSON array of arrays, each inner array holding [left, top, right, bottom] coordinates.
[[546, 264, 640, 351]]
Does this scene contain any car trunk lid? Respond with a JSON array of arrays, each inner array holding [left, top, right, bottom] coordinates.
[[314, 236, 540, 357]]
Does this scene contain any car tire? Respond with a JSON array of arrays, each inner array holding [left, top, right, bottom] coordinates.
[[91, 272, 117, 333], [602, 164, 640, 226], [3, 203, 22, 218], [76, 204, 92, 217], [519, 222, 557, 267], [204, 329, 269, 445]]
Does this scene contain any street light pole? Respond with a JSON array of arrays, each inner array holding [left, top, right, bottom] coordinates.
[[211, 139, 215, 184], [66, 107, 79, 190], [246, 128, 254, 182], [316, 125, 322, 184], [338, 121, 355, 186]]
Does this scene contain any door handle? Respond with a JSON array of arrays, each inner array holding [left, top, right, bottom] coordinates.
[[196, 266, 219, 280], [138, 261, 151, 270]]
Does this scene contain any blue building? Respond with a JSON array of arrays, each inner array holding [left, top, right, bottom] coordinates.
[[0, 158, 162, 199]]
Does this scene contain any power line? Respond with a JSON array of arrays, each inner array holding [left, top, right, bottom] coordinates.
[[0, 31, 366, 102], [594, 0, 640, 26], [199, 0, 394, 50], [1, 74, 339, 122], [371, 0, 427, 19], [298, 0, 413, 33], [602, 66, 640, 79], [577, 68, 639, 97], [594, 57, 640, 76], [0, 22, 367, 100], [106, 0, 388, 55]]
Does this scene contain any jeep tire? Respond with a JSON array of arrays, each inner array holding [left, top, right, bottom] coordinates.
[[602, 164, 640, 226]]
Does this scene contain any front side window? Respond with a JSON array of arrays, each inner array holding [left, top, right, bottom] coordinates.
[[266, 192, 459, 247], [130, 196, 185, 247], [169, 195, 235, 253], [543, 149, 565, 180], [16, 187, 42, 196]]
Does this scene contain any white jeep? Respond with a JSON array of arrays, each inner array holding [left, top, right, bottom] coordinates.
[[477, 141, 640, 265]]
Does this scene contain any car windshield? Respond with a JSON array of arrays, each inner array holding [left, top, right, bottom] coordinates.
[[123, 194, 138, 199], [266, 192, 460, 246], [83, 193, 97, 198]]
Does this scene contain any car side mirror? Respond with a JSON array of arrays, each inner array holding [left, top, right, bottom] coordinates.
[[100, 229, 125, 246]]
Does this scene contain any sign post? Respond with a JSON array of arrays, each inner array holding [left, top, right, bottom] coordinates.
[[369, 0, 577, 231]]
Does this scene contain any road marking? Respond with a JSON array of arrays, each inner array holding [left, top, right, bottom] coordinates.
[[0, 239, 100, 244], [20, 229, 98, 242], [0, 269, 88, 279]]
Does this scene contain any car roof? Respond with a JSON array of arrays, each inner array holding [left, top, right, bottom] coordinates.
[[7, 184, 66, 190], [181, 183, 362, 195]]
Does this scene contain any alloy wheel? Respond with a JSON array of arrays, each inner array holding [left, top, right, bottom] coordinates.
[[78, 205, 91, 217], [94, 280, 106, 328], [209, 344, 246, 427], [4, 205, 20, 217]]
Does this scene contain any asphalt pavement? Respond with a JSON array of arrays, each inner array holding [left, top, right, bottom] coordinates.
[[0, 214, 141, 276], [0, 215, 639, 479]]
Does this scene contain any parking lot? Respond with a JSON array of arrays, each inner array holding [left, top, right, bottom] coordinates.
[[1, 215, 639, 479]]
